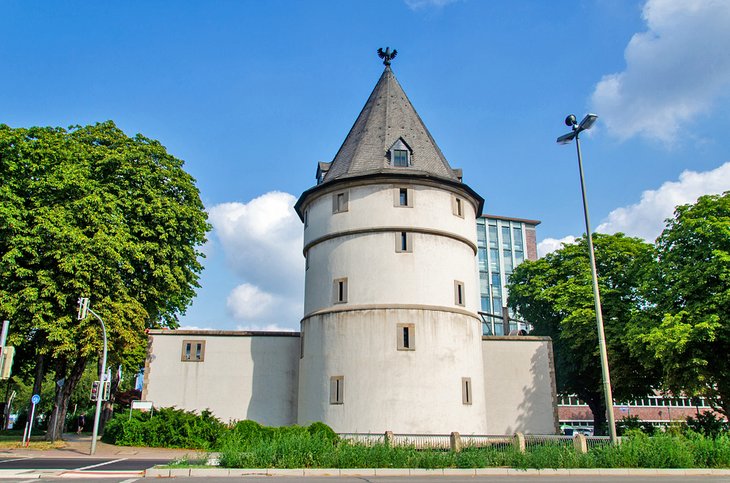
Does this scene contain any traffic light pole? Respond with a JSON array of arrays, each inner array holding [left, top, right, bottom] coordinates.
[[86, 307, 107, 456]]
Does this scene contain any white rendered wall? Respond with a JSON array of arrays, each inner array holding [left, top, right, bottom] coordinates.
[[303, 183, 479, 315], [298, 309, 488, 434], [143, 332, 299, 426], [481, 337, 559, 435], [299, 180, 487, 434]]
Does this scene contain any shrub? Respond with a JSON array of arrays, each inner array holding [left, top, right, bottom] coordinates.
[[686, 411, 729, 438], [102, 407, 225, 450]]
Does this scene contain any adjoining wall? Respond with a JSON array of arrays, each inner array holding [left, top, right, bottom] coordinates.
[[482, 336, 559, 435], [143, 330, 300, 426]]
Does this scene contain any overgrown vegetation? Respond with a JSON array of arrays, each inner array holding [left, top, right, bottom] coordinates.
[[102, 410, 730, 469]]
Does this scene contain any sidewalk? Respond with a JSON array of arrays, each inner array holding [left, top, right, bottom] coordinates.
[[0, 433, 205, 460]]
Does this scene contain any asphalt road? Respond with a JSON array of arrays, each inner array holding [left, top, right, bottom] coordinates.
[[16, 477, 730, 483], [0, 455, 171, 470]]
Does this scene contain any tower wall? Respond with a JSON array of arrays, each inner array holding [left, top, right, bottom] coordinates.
[[298, 180, 488, 433]]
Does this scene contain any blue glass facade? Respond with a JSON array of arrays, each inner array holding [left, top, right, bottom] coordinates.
[[476, 215, 539, 335]]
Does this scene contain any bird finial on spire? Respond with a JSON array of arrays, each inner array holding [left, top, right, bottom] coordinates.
[[377, 47, 397, 66]]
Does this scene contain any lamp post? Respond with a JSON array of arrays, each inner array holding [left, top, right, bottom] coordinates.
[[557, 114, 617, 443], [77, 297, 107, 455]]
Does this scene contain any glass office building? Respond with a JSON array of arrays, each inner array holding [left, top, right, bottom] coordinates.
[[476, 215, 540, 335]]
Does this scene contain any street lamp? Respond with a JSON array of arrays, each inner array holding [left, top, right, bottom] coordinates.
[[77, 297, 107, 455], [557, 114, 618, 443]]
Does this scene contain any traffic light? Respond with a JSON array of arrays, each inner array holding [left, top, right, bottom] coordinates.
[[90, 381, 100, 401], [102, 381, 111, 401]]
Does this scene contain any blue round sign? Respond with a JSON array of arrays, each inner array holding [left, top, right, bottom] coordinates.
[[31, 394, 40, 405]]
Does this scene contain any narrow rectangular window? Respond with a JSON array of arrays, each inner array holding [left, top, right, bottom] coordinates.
[[393, 187, 413, 207], [452, 196, 464, 218], [330, 376, 344, 404], [333, 278, 348, 303], [454, 280, 465, 306], [181, 340, 205, 362], [462, 377, 472, 405], [395, 232, 412, 253], [397, 323, 415, 351], [304, 209, 309, 228], [305, 252, 309, 270], [332, 191, 349, 213]]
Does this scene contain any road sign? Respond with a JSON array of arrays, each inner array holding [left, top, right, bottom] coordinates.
[[31, 394, 40, 405]]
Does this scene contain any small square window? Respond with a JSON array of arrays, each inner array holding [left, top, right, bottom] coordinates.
[[332, 191, 349, 213], [462, 377, 472, 405], [397, 323, 415, 351], [330, 376, 344, 404], [333, 278, 348, 304], [452, 196, 464, 218], [395, 232, 413, 253], [181, 340, 205, 362], [393, 149, 409, 167], [454, 280, 465, 306]]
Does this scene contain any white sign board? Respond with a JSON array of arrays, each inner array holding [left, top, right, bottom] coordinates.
[[131, 400, 154, 412]]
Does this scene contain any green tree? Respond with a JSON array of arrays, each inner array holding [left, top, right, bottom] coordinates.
[[507, 233, 658, 435], [0, 122, 209, 440], [636, 192, 730, 417]]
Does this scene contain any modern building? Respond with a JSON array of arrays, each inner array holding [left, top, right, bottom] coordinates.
[[476, 215, 540, 335], [558, 394, 726, 434], [143, 54, 557, 435]]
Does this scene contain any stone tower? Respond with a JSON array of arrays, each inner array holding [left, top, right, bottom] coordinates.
[[294, 57, 488, 434]]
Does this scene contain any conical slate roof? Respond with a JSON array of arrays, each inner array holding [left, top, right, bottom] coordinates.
[[321, 66, 459, 183]]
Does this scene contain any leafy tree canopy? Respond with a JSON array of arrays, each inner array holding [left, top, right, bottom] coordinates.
[[507, 233, 658, 435], [634, 191, 730, 417], [0, 121, 209, 438]]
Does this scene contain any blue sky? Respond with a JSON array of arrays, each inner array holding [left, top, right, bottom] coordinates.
[[2, 1, 729, 330]]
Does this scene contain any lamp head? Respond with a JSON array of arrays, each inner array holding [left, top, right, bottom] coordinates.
[[565, 114, 577, 128]]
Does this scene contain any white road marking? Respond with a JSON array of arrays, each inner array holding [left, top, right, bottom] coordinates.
[[74, 458, 127, 471], [0, 457, 33, 463], [119, 479, 139, 483]]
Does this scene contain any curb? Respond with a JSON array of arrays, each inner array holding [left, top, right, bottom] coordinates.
[[144, 466, 730, 477]]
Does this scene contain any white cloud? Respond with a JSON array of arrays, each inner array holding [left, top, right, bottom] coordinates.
[[209, 192, 304, 296], [591, 0, 730, 143], [596, 162, 730, 241], [537, 235, 577, 258], [235, 323, 296, 333], [209, 192, 304, 329], [226, 283, 275, 320], [404, 0, 458, 10]]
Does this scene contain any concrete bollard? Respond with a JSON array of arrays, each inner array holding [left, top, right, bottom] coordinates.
[[384, 431, 394, 446], [513, 432, 526, 453], [573, 433, 588, 454], [450, 432, 462, 453]]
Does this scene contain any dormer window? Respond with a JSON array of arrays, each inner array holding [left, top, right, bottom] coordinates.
[[389, 139, 411, 167], [393, 150, 408, 167]]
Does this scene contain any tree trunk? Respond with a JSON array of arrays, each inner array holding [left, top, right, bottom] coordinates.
[[45, 357, 87, 441], [586, 397, 607, 436], [26, 354, 45, 429]]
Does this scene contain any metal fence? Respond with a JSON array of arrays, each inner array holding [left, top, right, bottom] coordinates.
[[524, 434, 574, 449], [585, 435, 615, 449], [461, 435, 514, 450]]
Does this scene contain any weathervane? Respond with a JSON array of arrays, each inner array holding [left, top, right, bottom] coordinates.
[[377, 47, 397, 66]]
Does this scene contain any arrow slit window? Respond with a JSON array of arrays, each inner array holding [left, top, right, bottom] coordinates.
[[181, 340, 206, 362]]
